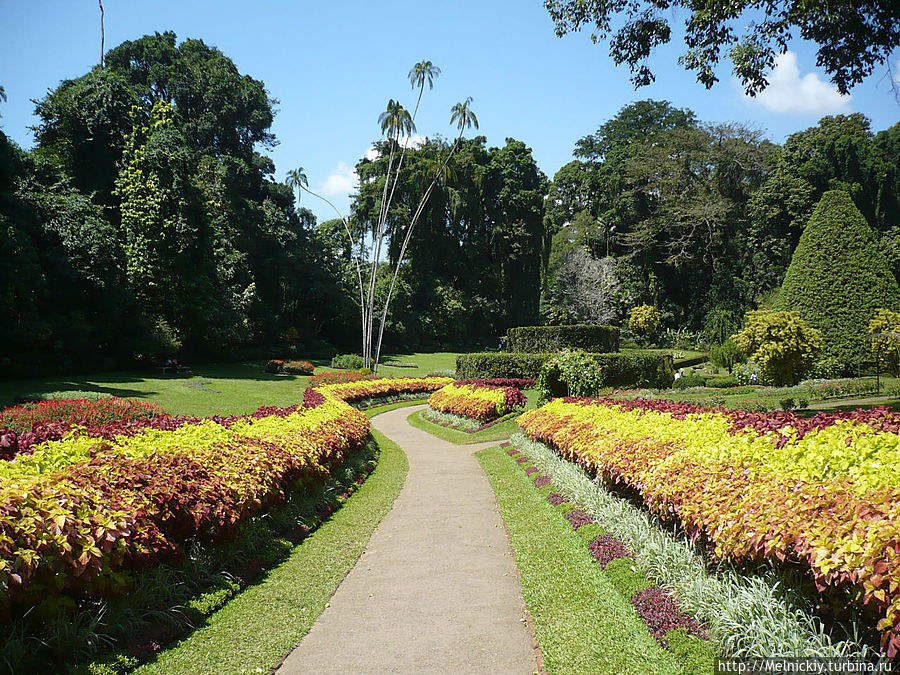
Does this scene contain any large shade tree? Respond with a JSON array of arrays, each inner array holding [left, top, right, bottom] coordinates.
[[544, 0, 900, 95]]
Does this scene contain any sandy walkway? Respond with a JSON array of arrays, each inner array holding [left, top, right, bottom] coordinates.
[[276, 404, 536, 674]]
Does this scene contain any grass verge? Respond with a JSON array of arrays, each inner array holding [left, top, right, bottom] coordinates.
[[130, 424, 407, 675], [477, 445, 683, 675]]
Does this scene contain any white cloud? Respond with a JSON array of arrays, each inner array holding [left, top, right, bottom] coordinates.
[[744, 51, 851, 115], [894, 58, 900, 83], [319, 161, 358, 198]]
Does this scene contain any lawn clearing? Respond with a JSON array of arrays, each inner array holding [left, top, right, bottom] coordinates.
[[0, 353, 462, 417]]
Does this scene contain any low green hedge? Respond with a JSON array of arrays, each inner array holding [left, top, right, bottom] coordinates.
[[456, 352, 674, 389], [507, 325, 619, 354]]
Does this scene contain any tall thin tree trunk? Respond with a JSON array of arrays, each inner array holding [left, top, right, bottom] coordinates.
[[373, 137, 464, 369], [98, 0, 105, 68]]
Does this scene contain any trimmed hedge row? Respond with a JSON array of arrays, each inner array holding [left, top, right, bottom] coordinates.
[[456, 352, 675, 389], [506, 325, 619, 353]]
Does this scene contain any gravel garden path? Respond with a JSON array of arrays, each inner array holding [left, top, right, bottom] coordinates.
[[276, 404, 538, 674]]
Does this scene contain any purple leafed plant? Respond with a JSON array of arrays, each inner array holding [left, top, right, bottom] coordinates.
[[589, 535, 634, 568], [565, 509, 594, 530], [547, 492, 569, 506], [631, 586, 707, 642]]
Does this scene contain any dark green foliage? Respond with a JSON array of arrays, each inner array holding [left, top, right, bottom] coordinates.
[[537, 351, 605, 403], [456, 352, 552, 380], [507, 324, 619, 353], [673, 375, 706, 389], [456, 351, 674, 389], [545, 0, 900, 96], [705, 375, 739, 389], [775, 190, 900, 368], [331, 354, 364, 370], [709, 339, 745, 370], [598, 352, 675, 389]]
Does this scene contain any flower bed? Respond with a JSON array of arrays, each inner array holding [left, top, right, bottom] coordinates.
[[265, 359, 315, 375], [0, 397, 163, 434], [0, 377, 446, 623], [308, 371, 377, 387], [517, 397, 900, 657], [427, 379, 531, 423]]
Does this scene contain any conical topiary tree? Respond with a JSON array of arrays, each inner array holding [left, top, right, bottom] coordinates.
[[774, 189, 900, 369]]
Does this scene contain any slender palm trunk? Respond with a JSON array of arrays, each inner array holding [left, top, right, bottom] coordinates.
[[299, 185, 367, 364], [373, 136, 464, 369], [98, 0, 105, 68]]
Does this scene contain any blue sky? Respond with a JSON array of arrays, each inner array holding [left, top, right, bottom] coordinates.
[[2, 0, 898, 222]]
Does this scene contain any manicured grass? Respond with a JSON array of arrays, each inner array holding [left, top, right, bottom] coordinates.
[[0, 353, 461, 417], [132, 424, 408, 675], [477, 445, 683, 675], [373, 351, 461, 377], [407, 389, 540, 444]]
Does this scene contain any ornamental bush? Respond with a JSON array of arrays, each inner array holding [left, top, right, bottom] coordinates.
[[506, 324, 619, 353], [774, 190, 900, 370], [733, 310, 822, 386], [629, 305, 661, 338], [870, 308, 900, 375], [709, 339, 745, 370], [331, 353, 364, 370], [537, 350, 604, 403], [456, 352, 674, 389]]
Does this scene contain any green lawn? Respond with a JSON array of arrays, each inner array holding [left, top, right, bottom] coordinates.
[[477, 445, 684, 674], [131, 410, 409, 675], [0, 353, 461, 417]]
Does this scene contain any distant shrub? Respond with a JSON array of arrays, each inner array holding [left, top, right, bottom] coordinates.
[[629, 305, 660, 338], [331, 354, 365, 370], [807, 357, 843, 380], [537, 350, 604, 403], [428, 368, 456, 378], [774, 190, 900, 369], [870, 308, 900, 375], [507, 324, 619, 353], [672, 374, 706, 389], [705, 375, 738, 389], [709, 339, 745, 370], [733, 310, 822, 386], [732, 361, 760, 386], [457, 352, 673, 389]]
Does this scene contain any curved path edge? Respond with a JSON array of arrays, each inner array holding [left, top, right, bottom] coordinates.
[[276, 405, 537, 674]]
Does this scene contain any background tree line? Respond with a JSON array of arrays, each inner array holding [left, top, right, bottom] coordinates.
[[541, 100, 900, 345], [3, 31, 899, 376]]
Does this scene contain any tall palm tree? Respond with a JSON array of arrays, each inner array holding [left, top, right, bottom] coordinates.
[[408, 60, 441, 119], [378, 99, 415, 141], [372, 98, 480, 369], [450, 96, 479, 135], [285, 167, 308, 205]]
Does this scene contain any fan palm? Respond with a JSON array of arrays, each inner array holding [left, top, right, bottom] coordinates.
[[285, 167, 308, 204], [408, 60, 441, 119], [450, 97, 479, 135], [378, 99, 415, 140]]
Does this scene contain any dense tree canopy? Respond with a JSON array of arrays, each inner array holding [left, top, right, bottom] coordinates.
[[4, 26, 899, 376], [544, 0, 900, 95]]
